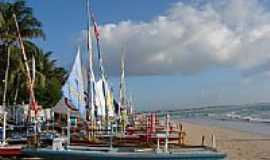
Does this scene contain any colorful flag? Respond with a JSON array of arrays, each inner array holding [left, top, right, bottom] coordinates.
[[90, 13, 100, 40], [104, 81, 114, 117]]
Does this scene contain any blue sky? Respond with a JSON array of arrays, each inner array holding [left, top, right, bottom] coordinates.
[[26, 0, 270, 111], [28, 0, 179, 64]]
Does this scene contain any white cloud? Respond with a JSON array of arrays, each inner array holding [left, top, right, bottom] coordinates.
[[90, 0, 270, 75]]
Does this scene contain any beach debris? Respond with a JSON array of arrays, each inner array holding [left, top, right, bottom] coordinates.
[[178, 123, 186, 145], [201, 135, 205, 146], [211, 134, 216, 149]]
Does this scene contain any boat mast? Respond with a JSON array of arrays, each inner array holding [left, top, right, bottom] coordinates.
[[86, 0, 96, 129], [129, 95, 134, 115], [165, 113, 169, 153], [2, 46, 10, 113], [1, 45, 10, 146], [90, 10, 109, 131], [64, 47, 85, 145], [13, 14, 39, 146], [0, 112, 7, 146], [119, 49, 126, 132], [67, 110, 71, 146], [13, 75, 20, 125], [13, 14, 34, 119], [13, 14, 37, 121]]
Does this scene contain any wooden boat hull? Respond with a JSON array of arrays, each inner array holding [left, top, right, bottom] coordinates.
[[0, 146, 22, 157], [22, 148, 226, 160]]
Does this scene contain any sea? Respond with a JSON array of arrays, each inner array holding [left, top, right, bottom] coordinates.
[[169, 103, 270, 136]]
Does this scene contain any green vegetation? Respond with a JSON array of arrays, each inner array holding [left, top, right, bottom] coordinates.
[[0, 0, 66, 108]]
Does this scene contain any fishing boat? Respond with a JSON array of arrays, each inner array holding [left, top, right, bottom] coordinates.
[[0, 111, 23, 158], [23, 115, 226, 160], [0, 145, 22, 157]]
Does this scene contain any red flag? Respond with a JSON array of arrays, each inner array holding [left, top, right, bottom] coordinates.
[[91, 13, 100, 40], [93, 22, 100, 40]]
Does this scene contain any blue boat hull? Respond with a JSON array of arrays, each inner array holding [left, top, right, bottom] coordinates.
[[22, 148, 226, 160]]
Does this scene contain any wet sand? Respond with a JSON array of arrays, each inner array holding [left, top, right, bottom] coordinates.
[[181, 121, 270, 160]]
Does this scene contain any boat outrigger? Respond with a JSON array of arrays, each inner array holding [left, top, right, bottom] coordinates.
[[23, 148, 226, 160], [22, 113, 226, 160]]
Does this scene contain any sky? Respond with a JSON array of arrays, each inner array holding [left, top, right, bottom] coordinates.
[[23, 0, 270, 111]]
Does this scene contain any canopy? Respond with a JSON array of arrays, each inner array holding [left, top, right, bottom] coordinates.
[[52, 97, 79, 117]]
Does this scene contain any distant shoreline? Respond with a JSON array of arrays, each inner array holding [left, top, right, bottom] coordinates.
[[140, 102, 270, 114]]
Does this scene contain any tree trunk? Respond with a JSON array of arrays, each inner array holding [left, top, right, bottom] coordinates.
[[2, 45, 10, 111]]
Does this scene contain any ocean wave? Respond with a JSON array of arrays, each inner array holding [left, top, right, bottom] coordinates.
[[224, 112, 270, 124]]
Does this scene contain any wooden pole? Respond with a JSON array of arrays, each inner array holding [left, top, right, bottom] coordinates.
[[165, 113, 169, 153], [109, 122, 113, 150], [2, 112, 7, 146], [2, 46, 10, 112], [13, 14, 36, 124], [67, 111, 71, 146], [13, 13, 39, 147], [212, 134, 216, 149], [201, 135, 205, 146], [157, 136, 160, 152]]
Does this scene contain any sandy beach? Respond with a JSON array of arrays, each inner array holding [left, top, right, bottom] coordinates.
[[181, 121, 270, 160]]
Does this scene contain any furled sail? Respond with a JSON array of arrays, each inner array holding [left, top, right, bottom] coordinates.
[[119, 50, 126, 115], [95, 79, 106, 118], [62, 48, 86, 119]]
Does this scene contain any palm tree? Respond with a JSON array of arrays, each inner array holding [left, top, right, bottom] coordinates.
[[0, 0, 45, 111], [1, 1, 67, 110], [2, 43, 67, 108], [0, 0, 45, 42], [31, 48, 67, 108], [0, 11, 4, 28]]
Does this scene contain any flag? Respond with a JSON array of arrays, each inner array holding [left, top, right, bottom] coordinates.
[[90, 13, 100, 40], [93, 22, 99, 40], [104, 81, 114, 117], [90, 11, 103, 69]]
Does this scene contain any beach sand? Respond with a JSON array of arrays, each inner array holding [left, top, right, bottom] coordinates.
[[181, 121, 270, 160]]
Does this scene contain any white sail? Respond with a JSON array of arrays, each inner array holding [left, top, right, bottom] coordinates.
[[95, 79, 106, 118], [62, 48, 86, 119]]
